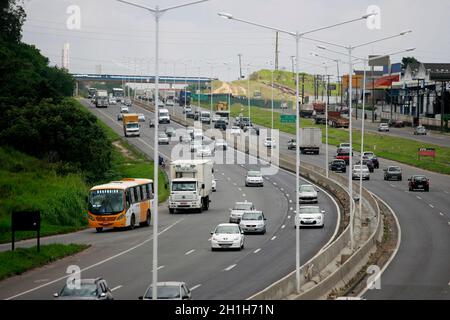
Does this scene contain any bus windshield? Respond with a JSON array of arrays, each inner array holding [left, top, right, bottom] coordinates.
[[89, 189, 124, 215]]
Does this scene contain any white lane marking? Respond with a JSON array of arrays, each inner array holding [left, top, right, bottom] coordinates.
[[111, 285, 122, 292], [289, 199, 293, 203], [273, 182, 277, 186], [33, 279, 50, 283], [288, 216, 291, 219], [440, 212, 444, 216], [242, 194, 246, 197], [254, 248, 261, 254], [238, 188, 242, 191], [448, 222, 450, 226], [290, 207, 293, 211], [190, 284, 202, 291], [227, 177, 231, 181], [286, 194, 290, 197], [5, 219, 184, 300], [152, 266, 165, 272], [280, 188, 284, 191], [221, 173, 225, 176], [429, 204, 434, 208], [224, 264, 237, 271], [281, 225, 286, 229], [185, 249, 195, 255], [445, 191, 449, 194], [416, 196, 422, 200], [271, 236, 277, 241], [233, 182, 237, 186], [390, 184, 395, 188]]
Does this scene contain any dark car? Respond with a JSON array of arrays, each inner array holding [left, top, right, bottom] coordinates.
[[149, 119, 155, 128], [287, 139, 297, 150], [384, 166, 402, 181], [245, 126, 259, 136], [139, 282, 192, 300], [214, 119, 227, 131], [357, 158, 375, 173], [194, 111, 200, 121], [408, 175, 429, 192], [363, 152, 379, 169], [186, 110, 195, 119], [53, 278, 114, 300], [239, 118, 252, 129], [329, 159, 347, 173]]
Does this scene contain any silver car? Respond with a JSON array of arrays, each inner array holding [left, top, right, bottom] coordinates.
[[139, 282, 192, 300], [298, 184, 318, 204], [239, 210, 267, 234], [352, 165, 370, 180], [245, 170, 264, 187], [295, 206, 325, 228], [158, 132, 170, 145], [229, 201, 255, 223]]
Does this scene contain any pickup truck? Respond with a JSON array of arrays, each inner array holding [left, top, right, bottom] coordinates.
[[328, 111, 349, 128], [335, 150, 352, 165]]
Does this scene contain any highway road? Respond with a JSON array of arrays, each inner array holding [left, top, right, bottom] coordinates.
[[170, 101, 450, 300], [0, 99, 340, 300]]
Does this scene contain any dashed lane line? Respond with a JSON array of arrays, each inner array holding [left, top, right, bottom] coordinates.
[[190, 284, 202, 291], [111, 285, 123, 292], [254, 248, 261, 254], [185, 249, 195, 255], [224, 264, 237, 271]]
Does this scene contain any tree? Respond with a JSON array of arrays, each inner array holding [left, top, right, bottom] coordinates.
[[0, 0, 26, 44], [402, 57, 419, 70]]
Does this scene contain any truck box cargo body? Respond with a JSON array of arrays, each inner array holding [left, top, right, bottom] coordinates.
[[95, 90, 109, 108], [168, 159, 214, 213], [299, 128, 322, 154], [122, 114, 140, 137], [178, 90, 192, 106]]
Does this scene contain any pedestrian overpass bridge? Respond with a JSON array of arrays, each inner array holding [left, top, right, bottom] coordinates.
[[72, 73, 214, 84]]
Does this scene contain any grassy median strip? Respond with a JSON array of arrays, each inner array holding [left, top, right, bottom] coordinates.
[[0, 244, 89, 281], [229, 104, 450, 175]]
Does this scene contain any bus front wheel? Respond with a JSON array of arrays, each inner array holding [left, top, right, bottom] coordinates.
[[96, 227, 103, 233]]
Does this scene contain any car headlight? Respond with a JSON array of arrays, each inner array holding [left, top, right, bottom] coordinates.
[[88, 214, 96, 221], [233, 236, 240, 241], [117, 214, 125, 221]]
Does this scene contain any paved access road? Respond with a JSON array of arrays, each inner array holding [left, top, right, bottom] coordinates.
[[175, 102, 450, 300], [0, 99, 339, 300]]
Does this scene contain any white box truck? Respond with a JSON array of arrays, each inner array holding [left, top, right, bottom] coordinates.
[[168, 159, 214, 214], [299, 127, 322, 154], [95, 90, 109, 108]]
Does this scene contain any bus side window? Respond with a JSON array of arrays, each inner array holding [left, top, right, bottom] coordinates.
[[149, 183, 154, 199], [130, 188, 136, 204], [125, 190, 131, 208], [135, 187, 141, 202]]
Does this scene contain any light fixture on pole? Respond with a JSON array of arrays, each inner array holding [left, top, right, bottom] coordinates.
[[117, 0, 209, 300], [218, 10, 375, 294]]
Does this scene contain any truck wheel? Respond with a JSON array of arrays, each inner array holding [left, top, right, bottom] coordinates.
[[204, 197, 210, 211]]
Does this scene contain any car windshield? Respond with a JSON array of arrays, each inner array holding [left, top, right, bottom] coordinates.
[[166, 127, 174, 133], [232, 126, 240, 130], [299, 207, 321, 214], [300, 185, 315, 193], [160, 112, 169, 117], [354, 165, 368, 170], [145, 285, 180, 299], [413, 176, 427, 181], [60, 283, 97, 297], [215, 226, 240, 234], [247, 171, 262, 177], [337, 152, 350, 156], [216, 139, 225, 144], [388, 167, 401, 172], [127, 123, 139, 129], [340, 143, 350, 148], [333, 160, 345, 165], [234, 203, 253, 210], [89, 189, 124, 215], [242, 212, 263, 221], [364, 152, 374, 157], [172, 182, 196, 191]]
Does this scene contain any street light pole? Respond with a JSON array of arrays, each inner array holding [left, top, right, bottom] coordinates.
[[116, 0, 209, 300]]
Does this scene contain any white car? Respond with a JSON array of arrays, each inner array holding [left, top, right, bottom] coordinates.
[[212, 177, 217, 192], [196, 145, 213, 157], [264, 137, 276, 148], [190, 140, 202, 153], [245, 170, 264, 187], [295, 206, 325, 228], [229, 201, 255, 223], [230, 126, 241, 136], [212, 114, 221, 122], [165, 99, 174, 107], [211, 223, 245, 251], [352, 165, 370, 180], [157, 100, 165, 108], [137, 114, 145, 122], [192, 129, 204, 141], [239, 210, 267, 234], [215, 139, 228, 151], [109, 98, 117, 105], [378, 123, 389, 132], [298, 184, 318, 204], [120, 105, 129, 113], [183, 106, 192, 114]]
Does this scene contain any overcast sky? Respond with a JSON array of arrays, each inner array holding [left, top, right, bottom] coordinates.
[[21, 0, 450, 81]]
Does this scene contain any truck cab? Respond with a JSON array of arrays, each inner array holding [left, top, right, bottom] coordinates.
[[158, 108, 171, 124], [122, 114, 140, 137], [200, 111, 211, 124], [168, 159, 214, 214]]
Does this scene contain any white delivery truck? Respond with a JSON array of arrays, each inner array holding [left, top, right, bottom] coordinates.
[[299, 127, 322, 154], [95, 90, 109, 108], [158, 108, 171, 124], [168, 159, 214, 214]]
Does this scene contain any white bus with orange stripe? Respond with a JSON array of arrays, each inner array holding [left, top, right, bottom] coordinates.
[[88, 178, 153, 232]]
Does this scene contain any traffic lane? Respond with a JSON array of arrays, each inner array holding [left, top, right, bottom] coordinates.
[[352, 118, 450, 148], [193, 166, 339, 300]]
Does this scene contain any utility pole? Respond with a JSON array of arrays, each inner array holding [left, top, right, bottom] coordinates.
[[291, 56, 295, 82], [275, 32, 279, 71], [301, 74, 305, 104], [441, 81, 445, 132], [238, 54, 243, 79], [371, 65, 375, 122]]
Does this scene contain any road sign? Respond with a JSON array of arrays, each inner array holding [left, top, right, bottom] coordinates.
[[11, 210, 41, 252], [280, 114, 296, 123], [328, 84, 337, 91], [418, 148, 436, 159]]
